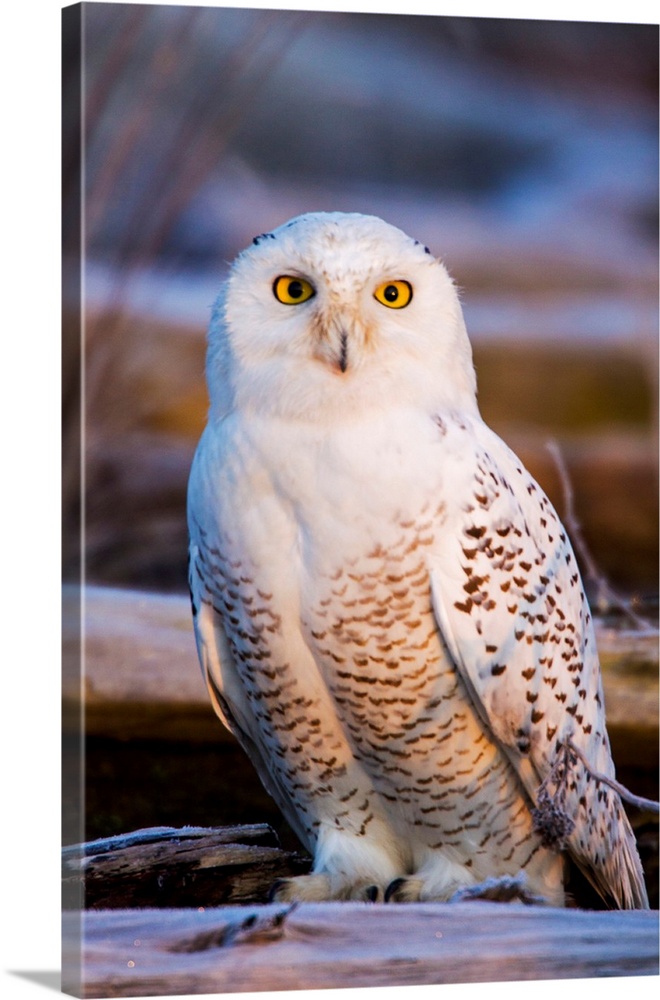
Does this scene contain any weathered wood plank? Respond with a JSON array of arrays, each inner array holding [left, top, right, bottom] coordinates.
[[63, 900, 659, 998], [596, 626, 660, 766], [62, 585, 221, 742], [62, 586, 659, 759], [63, 825, 310, 910]]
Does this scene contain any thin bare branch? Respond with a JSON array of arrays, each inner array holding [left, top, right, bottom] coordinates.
[[565, 739, 659, 814], [545, 439, 656, 633]]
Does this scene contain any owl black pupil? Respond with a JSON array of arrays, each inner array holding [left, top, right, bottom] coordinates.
[[384, 285, 399, 302], [288, 280, 304, 299]]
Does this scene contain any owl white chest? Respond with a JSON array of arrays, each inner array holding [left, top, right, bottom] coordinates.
[[215, 406, 459, 578], [216, 405, 477, 736]]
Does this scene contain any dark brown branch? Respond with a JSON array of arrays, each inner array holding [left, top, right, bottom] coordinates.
[[62, 825, 311, 910]]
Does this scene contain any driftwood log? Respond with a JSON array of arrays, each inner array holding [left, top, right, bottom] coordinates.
[[63, 898, 659, 997], [62, 824, 310, 910], [62, 823, 659, 995], [62, 587, 658, 995]]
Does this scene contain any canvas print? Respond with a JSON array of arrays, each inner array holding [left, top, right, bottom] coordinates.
[[61, 2, 659, 996]]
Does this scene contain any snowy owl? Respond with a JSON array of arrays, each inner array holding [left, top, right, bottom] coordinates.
[[187, 211, 648, 908]]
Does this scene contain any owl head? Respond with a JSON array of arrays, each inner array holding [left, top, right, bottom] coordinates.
[[207, 212, 477, 422]]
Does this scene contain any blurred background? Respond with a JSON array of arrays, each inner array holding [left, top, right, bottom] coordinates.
[[61, 3, 658, 881], [63, 1, 658, 599]]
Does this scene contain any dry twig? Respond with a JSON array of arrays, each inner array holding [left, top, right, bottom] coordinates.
[[565, 739, 659, 815], [545, 439, 656, 633], [532, 740, 659, 852]]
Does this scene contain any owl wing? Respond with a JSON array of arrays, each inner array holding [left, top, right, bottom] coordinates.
[[189, 535, 270, 780], [187, 438, 314, 850], [427, 422, 648, 908], [188, 534, 316, 851]]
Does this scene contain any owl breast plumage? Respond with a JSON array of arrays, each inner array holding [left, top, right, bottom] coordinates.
[[187, 211, 648, 908]]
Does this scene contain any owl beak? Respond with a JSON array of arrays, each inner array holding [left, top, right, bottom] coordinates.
[[338, 331, 348, 373], [313, 311, 353, 374]]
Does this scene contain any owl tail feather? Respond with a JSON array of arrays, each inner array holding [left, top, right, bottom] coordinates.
[[573, 804, 649, 911]]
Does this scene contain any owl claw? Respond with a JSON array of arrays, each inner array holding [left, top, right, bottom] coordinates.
[[270, 875, 388, 902], [268, 878, 289, 903], [384, 877, 406, 902], [385, 877, 422, 903]]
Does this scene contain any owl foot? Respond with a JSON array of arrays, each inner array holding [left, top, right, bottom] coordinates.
[[269, 874, 331, 902], [384, 877, 424, 903], [448, 872, 547, 906], [384, 871, 546, 905], [269, 874, 384, 903]]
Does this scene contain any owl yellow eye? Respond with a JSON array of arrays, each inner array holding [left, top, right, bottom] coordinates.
[[273, 275, 315, 305], [374, 280, 413, 309]]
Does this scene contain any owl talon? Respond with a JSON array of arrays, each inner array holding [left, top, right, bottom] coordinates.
[[385, 877, 423, 903], [268, 878, 289, 903], [269, 873, 372, 902], [384, 877, 406, 902]]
